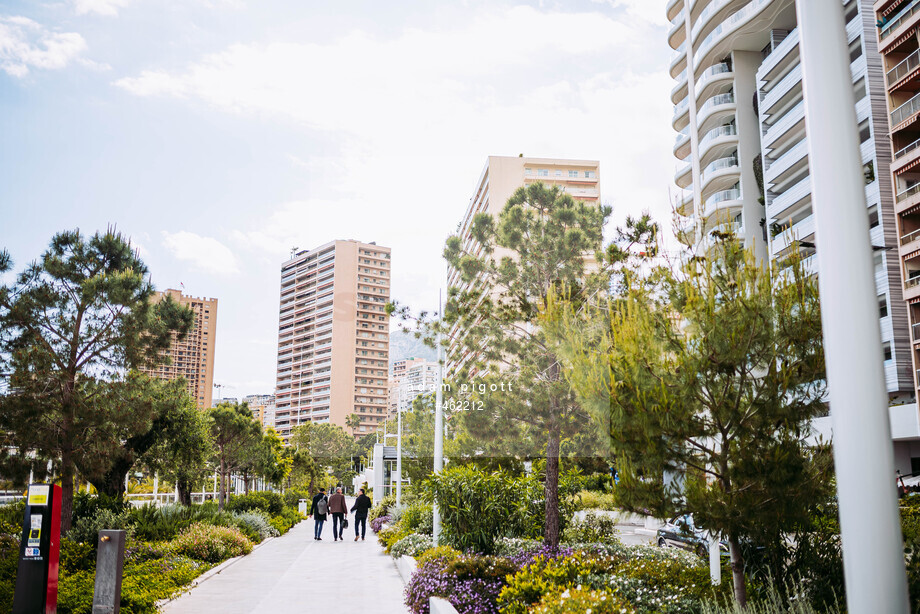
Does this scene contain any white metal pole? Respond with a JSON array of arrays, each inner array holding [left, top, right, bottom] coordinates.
[[433, 290, 444, 546], [153, 473, 159, 506], [796, 1, 909, 611], [396, 400, 403, 507]]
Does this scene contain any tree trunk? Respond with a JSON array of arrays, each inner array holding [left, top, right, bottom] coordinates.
[[544, 422, 561, 548], [177, 477, 192, 506], [60, 444, 75, 533], [728, 535, 748, 606], [218, 460, 226, 510], [93, 456, 132, 499]]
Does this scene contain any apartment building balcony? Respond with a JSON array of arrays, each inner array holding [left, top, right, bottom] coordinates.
[[674, 126, 691, 160], [762, 99, 805, 149], [676, 215, 698, 246], [904, 248, 920, 300], [675, 160, 693, 189], [701, 153, 739, 193], [759, 27, 799, 82], [671, 42, 688, 78], [697, 92, 736, 131], [693, 0, 786, 72], [698, 123, 738, 161], [672, 68, 689, 103], [765, 137, 809, 186], [677, 191, 695, 217], [667, 0, 684, 21], [695, 62, 734, 104], [673, 96, 691, 130], [702, 187, 743, 225], [761, 64, 802, 118], [669, 11, 687, 50], [892, 90, 920, 132], [880, 0, 920, 52], [892, 133, 920, 173]]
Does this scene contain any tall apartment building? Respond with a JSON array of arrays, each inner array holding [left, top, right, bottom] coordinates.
[[446, 156, 600, 372], [388, 358, 439, 417], [875, 0, 920, 471], [141, 289, 217, 409], [668, 0, 920, 470], [273, 240, 391, 439]]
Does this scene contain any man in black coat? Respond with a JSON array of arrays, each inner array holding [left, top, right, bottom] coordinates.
[[350, 488, 372, 541], [309, 488, 329, 540]]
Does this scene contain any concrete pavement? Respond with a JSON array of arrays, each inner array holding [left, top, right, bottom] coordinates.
[[163, 506, 409, 614]]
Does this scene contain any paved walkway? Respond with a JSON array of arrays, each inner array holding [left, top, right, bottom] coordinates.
[[163, 503, 409, 614]]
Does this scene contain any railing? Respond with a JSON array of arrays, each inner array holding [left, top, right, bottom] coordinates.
[[698, 92, 735, 116], [702, 155, 739, 181], [891, 90, 920, 127], [881, 0, 920, 41], [888, 48, 920, 86], [674, 128, 690, 147], [705, 187, 741, 208], [696, 62, 732, 91], [897, 181, 920, 202], [896, 136, 920, 159], [674, 97, 690, 118], [692, 0, 731, 41], [699, 123, 737, 149], [907, 274, 920, 290], [902, 227, 920, 246], [695, 0, 770, 66], [672, 41, 687, 62]]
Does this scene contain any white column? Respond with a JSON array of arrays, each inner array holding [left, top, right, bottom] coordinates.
[[396, 401, 403, 507], [432, 292, 444, 546], [796, 1, 909, 611], [708, 535, 721, 586]]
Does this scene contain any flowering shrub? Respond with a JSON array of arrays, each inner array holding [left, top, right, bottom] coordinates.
[[369, 493, 396, 522], [563, 512, 622, 546], [416, 545, 462, 567], [533, 586, 634, 614], [391, 533, 433, 559], [493, 537, 542, 559], [68, 508, 135, 546], [172, 522, 252, 563], [377, 525, 408, 553], [497, 551, 615, 614], [232, 511, 280, 542], [405, 555, 516, 614], [370, 514, 391, 533], [399, 502, 434, 535]]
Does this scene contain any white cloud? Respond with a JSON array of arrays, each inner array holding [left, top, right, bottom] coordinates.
[[161, 230, 240, 275], [0, 16, 87, 77], [71, 0, 132, 16], [590, 0, 670, 26]]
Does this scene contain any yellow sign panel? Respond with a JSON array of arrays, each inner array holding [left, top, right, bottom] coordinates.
[[27, 484, 50, 506]]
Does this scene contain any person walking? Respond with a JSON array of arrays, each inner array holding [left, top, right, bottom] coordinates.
[[328, 487, 349, 541], [351, 488, 372, 541], [308, 488, 329, 540]]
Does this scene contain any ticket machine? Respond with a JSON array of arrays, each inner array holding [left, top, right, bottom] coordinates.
[[12, 484, 62, 614]]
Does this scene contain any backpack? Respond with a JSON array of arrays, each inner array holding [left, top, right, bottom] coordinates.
[[316, 495, 328, 515]]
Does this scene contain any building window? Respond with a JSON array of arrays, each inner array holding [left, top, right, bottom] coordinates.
[[538, 169, 549, 177], [555, 170, 562, 177], [568, 170, 578, 178], [868, 204, 880, 228], [883, 341, 892, 361], [879, 294, 889, 318], [585, 171, 596, 178]]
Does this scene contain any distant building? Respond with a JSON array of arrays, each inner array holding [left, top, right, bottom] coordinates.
[[446, 156, 600, 373], [388, 357, 438, 417], [139, 288, 217, 409], [273, 240, 391, 440], [243, 394, 277, 431]]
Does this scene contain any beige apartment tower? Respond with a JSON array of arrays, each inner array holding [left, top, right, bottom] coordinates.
[[141, 289, 217, 409], [446, 156, 600, 372], [273, 240, 391, 439]]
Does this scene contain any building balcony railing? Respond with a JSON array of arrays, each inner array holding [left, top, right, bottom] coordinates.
[[896, 135, 920, 159], [672, 41, 686, 62], [704, 187, 741, 209], [881, 0, 920, 41], [888, 48, 920, 87], [902, 227, 920, 246], [699, 123, 737, 149], [702, 155, 739, 183], [906, 274, 920, 290], [891, 90, 920, 127], [897, 181, 920, 202], [698, 92, 735, 116]]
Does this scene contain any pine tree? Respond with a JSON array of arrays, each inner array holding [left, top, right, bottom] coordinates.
[[547, 237, 828, 605], [0, 229, 192, 530]]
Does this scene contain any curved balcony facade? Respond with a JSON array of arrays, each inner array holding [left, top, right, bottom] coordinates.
[[698, 123, 738, 161], [694, 62, 733, 104], [675, 160, 693, 189], [692, 0, 790, 74], [672, 96, 691, 130], [674, 126, 692, 160]]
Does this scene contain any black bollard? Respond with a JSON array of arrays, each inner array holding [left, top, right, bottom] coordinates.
[[92, 530, 126, 614]]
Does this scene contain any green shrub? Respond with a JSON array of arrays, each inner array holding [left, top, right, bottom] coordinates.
[[131, 503, 239, 542], [282, 487, 312, 510], [0, 531, 19, 614], [533, 587, 634, 614], [0, 500, 24, 535], [702, 579, 841, 614], [226, 491, 285, 516], [494, 537, 543, 559], [424, 465, 581, 554], [269, 509, 302, 535], [57, 569, 95, 614], [416, 544, 462, 567], [231, 511, 279, 542], [68, 508, 134, 547], [445, 555, 518, 581], [390, 533, 432, 559], [171, 522, 252, 563], [59, 538, 96, 573], [377, 525, 409, 554], [72, 492, 128, 524], [398, 501, 433, 535], [369, 493, 396, 522], [563, 511, 622, 545], [575, 490, 618, 511]]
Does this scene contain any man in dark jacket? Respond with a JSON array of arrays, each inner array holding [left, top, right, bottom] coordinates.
[[350, 488, 372, 541], [309, 488, 328, 540], [327, 487, 349, 541]]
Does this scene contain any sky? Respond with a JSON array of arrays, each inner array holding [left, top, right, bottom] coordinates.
[[0, 0, 676, 400]]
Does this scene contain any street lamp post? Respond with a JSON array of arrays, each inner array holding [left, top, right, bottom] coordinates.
[[796, 0, 909, 611], [433, 291, 444, 546]]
